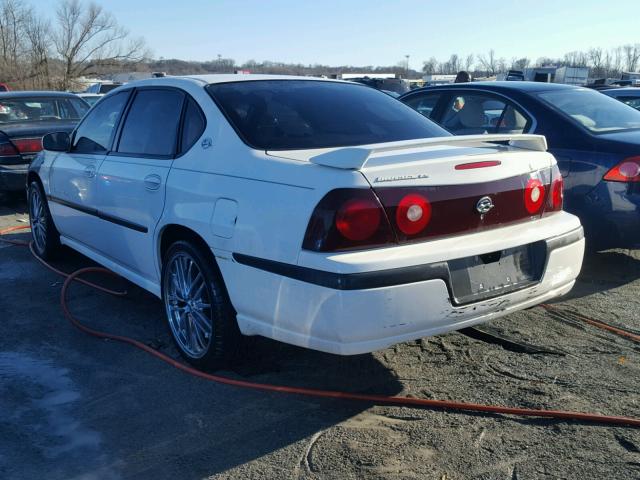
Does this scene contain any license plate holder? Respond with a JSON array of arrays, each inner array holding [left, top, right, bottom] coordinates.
[[448, 241, 546, 305]]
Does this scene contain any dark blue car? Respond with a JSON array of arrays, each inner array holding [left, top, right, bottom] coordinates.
[[399, 82, 640, 250]]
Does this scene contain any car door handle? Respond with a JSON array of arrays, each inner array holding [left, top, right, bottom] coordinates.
[[144, 174, 162, 191], [84, 165, 96, 178]]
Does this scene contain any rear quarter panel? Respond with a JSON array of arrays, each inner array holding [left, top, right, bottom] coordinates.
[[158, 90, 369, 270]]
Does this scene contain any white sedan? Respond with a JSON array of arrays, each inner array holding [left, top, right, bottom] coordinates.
[[28, 75, 584, 369]]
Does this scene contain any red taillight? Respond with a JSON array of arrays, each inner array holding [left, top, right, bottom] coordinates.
[[335, 198, 381, 241], [12, 137, 42, 154], [0, 141, 19, 156], [524, 178, 545, 214], [551, 177, 563, 211], [395, 193, 431, 235], [302, 189, 394, 252], [603, 156, 640, 183]]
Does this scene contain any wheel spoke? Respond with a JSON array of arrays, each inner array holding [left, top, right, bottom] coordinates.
[[164, 251, 214, 358], [190, 309, 212, 335], [189, 272, 204, 298]]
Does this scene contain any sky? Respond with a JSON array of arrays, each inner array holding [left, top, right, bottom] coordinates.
[[30, 0, 639, 69]]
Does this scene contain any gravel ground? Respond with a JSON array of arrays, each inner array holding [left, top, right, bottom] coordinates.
[[1, 193, 639, 479]]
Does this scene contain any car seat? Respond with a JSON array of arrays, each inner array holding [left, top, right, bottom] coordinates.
[[455, 101, 488, 135]]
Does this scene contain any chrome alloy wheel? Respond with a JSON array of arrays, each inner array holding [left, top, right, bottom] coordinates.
[[163, 252, 213, 358], [29, 186, 47, 253]]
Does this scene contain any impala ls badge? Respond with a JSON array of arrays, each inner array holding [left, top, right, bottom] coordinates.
[[476, 196, 494, 215]]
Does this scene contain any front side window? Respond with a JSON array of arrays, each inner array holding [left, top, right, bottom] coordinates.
[[117, 89, 184, 157], [207, 80, 449, 150], [402, 93, 441, 119], [538, 88, 640, 133], [72, 91, 129, 153]]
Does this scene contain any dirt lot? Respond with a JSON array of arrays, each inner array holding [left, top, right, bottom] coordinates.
[[1, 193, 639, 480]]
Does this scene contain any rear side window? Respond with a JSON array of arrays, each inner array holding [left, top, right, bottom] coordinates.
[[118, 89, 184, 157], [207, 80, 449, 150], [181, 97, 205, 153], [402, 93, 441, 119], [72, 91, 129, 153], [439, 93, 530, 135]]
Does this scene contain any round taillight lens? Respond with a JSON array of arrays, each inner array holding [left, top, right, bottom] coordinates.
[[396, 193, 431, 235], [524, 179, 545, 214], [335, 198, 381, 241]]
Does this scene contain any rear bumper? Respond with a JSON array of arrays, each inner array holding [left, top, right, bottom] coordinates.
[[0, 164, 28, 192], [220, 213, 585, 355]]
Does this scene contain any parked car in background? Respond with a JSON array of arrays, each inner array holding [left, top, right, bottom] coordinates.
[[0, 83, 9, 92], [84, 81, 123, 94], [29, 75, 583, 369], [349, 77, 410, 95], [400, 82, 640, 250], [602, 87, 640, 111], [76, 93, 103, 107], [0, 91, 89, 193]]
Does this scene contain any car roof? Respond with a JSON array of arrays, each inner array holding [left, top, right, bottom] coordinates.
[[115, 74, 347, 91], [406, 81, 582, 96], [604, 87, 640, 96], [0, 90, 79, 99]]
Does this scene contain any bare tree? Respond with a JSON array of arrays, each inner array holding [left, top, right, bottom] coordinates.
[[477, 49, 498, 76], [511, 57, 530, 71], [0, 0, 31, 83], [622, 44, 640, 72], [53, 0, 147, 90], [464, 53, 474, 72], [24, 12, 51, 88], [422, 57, 438, 75], [588, 48, 604, 77], [563, 51, 588, 67]]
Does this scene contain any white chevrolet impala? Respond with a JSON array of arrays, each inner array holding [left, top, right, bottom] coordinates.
[[28, 75, 584, 369]]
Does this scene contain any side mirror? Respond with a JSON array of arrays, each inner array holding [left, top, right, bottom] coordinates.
[[42, 132, 71, 152]]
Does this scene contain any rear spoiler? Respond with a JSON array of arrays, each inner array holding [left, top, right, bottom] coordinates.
[[309, 134, 548, 170]]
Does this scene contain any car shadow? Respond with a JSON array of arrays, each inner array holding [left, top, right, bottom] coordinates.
[[560, 248, 640, 301], [0, 191, 27, 215], [1, 243, 403, 479]]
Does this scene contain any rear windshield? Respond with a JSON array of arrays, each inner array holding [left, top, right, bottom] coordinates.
[[537, 88, 640, 134], [99, 84, 121, 94], [206, 80, 449, 150], [0, 97, 88, 124]]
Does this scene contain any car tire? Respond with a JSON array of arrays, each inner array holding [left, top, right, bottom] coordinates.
[[161, 240, 240, 370], [28, 180, 60, 259]]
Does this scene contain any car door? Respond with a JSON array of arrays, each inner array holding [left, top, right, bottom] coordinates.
[[93, 87, 185, 283], [48, 90, 130, 247]]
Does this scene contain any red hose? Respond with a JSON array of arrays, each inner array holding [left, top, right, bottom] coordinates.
[[2, 224, 640, 427], [541, 303, 640, 343]]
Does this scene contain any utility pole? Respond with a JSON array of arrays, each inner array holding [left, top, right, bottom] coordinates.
[[405, 54, 410, 78]]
